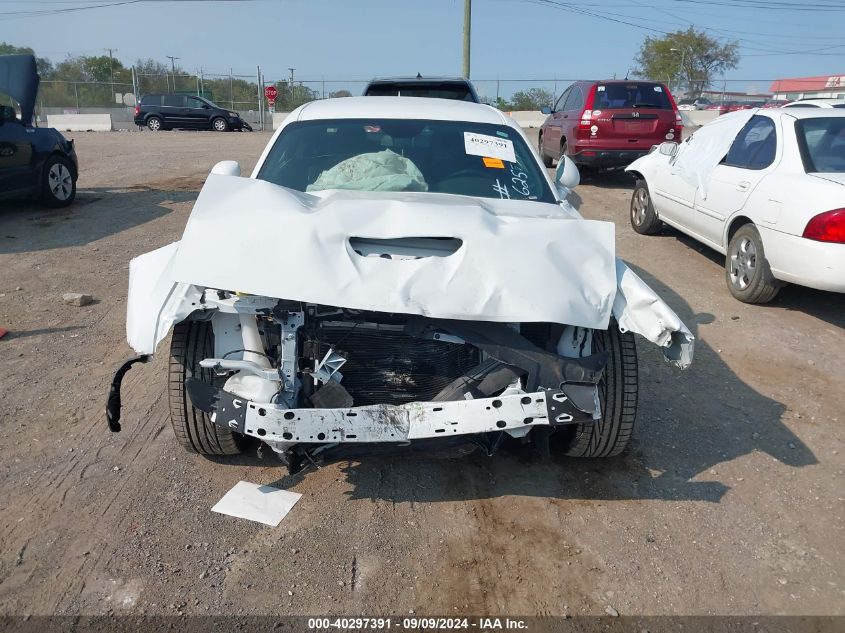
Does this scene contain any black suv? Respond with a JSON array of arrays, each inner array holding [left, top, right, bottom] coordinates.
[[134, 94, 252, 132], [363, 76, 479, 102]]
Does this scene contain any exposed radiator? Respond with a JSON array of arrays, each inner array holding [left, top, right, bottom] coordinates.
[[318, 324, 480, 406]]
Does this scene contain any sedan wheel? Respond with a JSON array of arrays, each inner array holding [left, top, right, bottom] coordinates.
[[212, 117, 228, 132], [41, 156, 77, 207], [728, 236, 757, 291], [725, 224, 781, 303], [629, 180, 662, 235]]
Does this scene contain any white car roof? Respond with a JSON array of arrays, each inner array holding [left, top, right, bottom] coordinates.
[[759, 108, 845, 121], [783, 98, 845, 109], [294, 96, 510, 126]]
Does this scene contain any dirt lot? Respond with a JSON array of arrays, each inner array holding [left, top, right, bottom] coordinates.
[[0, 130, 843, 618]]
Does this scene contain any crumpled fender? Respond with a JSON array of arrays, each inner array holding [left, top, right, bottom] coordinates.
[[126, 241, 201, 355], [612, 259, 694, 369], [125, 244, 693, 369]]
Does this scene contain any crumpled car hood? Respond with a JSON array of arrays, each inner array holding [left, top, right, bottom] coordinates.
[[171, 174, 617, 326], [127, 174, 694, 368]]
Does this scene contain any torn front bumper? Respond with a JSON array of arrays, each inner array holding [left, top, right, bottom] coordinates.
[[187, 380, 595, 446]]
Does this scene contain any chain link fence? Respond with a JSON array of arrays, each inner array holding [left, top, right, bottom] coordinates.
[[28, 70, 842, 129]]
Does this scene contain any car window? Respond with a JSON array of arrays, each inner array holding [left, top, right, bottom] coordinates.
[[795, 117, 845, 173], [723, 116, 777, 169], [553, 88, 570, 112], [785, 103, 818, 108], [141, 95, 162, 106], [257, 118, 556, 203], [186, 96, 206, 109], [593, 83, 672, 109], [563, 86, 583, 111], [163, 95, 184, 107], [365, 84, 474, 102]]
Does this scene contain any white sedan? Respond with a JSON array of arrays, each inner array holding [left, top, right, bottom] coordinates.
[[105, 96, 694, 470], [626, 109, 845, 303]]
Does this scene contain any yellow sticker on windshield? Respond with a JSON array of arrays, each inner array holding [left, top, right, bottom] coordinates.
[[483, 157, 505, 169]]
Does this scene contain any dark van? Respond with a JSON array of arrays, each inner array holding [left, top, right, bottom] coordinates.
[[539, 80, 682, 170], [133, 94, 251, 132]]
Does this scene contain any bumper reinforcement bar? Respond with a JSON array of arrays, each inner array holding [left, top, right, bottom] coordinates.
[[186, 379, 595, 444]]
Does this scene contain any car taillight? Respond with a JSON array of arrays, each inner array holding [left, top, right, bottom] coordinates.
[[134, 105, 140, 116], [579, 84, 599, 129], [803, 208, 845, 243]]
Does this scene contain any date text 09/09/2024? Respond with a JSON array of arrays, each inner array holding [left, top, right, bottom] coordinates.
[[307, 617, 529, 630]]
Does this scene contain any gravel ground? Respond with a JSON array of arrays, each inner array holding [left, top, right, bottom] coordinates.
[[0, 129, 843, 618]]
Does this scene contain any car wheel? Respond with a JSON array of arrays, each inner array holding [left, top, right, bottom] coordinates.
[[725, 223, 781, 304], [557, 322, 638, 458], [41, 155, 76, 207], [211, 117, 228, 132], [630, 180, 662, 235], [169, 319, 246, 456], [539, 134, 553, 168], [146, 116, 162, 131]]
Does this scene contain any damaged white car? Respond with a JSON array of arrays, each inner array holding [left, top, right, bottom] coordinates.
[[106, 97, 693, 471]]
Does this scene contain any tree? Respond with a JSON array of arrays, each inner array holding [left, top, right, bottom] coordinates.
[[0, 42, 53, 76], [634, 27, 739, 97], [329, 89, 352, 98], [509, 87, 553, 111]]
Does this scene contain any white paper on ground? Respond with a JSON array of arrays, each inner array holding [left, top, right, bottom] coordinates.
[[212, 481, 302, 526]]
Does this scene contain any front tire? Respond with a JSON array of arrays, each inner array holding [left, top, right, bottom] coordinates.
[[560, 324, 638, 458], [211, 117, 228, 132], [169, 320, 245, 456], [630, 180, 662, 235], [726, 223, 781, 304], [41, 155, 76, 207]]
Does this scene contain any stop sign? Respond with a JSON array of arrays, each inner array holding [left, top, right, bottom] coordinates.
[[264, 86, 278, 100]]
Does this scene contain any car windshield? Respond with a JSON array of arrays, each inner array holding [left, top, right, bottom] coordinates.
[[257, 118, 556, 203], [796, 117, 845, 173], [365, 83, 474, 101], [593, 83, 672, 109]]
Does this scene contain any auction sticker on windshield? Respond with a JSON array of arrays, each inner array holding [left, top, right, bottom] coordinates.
[[464, 132, 516, 163]]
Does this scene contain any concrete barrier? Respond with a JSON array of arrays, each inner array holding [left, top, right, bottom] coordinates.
[[47, 114, 113, 132], [505, 110, 548, 128], [272, 112, 292, 130], [680, 110, 719, 128]]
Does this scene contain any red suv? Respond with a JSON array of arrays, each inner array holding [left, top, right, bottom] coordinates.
[[539, 80, 682, 170]]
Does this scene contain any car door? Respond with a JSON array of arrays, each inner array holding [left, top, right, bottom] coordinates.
[[0, 109, 35, 195], [695, 115, 779, 248], [185, 96, 211, 129], [560, 85, 585, 155], [543, 88, 569, 156], [649, 140, 698, 226], [161, 94, 188, 127]]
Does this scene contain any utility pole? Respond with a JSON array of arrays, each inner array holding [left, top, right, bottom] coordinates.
[[288, 67, 295, 107], [104, 48, 118, 102], [166, 55, 179, 93], [462, 0, 471, 79]]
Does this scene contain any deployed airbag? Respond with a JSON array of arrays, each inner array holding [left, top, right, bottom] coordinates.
[[306, 149, 428, 192]]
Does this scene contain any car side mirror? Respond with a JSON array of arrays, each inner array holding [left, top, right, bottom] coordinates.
[[210, 160, 241, 177], [540, 106, 552, 115], [659, 142, 679, 157], [555, 155, 580, 189], [202, 104, 210, 109]]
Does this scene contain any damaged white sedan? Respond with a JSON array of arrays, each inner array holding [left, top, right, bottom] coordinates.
[[106, 97, 693, 471]]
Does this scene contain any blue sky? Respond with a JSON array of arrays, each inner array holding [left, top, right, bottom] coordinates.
[[2, 0, 844, 96]]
